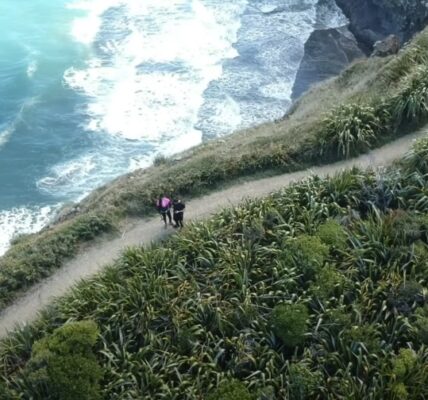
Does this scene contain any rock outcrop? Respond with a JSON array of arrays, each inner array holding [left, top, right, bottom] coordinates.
[[372, 35, 401, 57], [292, 27, 364, 100], [335, 0, 428, 52]]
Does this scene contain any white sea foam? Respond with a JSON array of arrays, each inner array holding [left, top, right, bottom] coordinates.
[[196, 0, 322, 136], [65, 0, 247, 151], [0, 205, 58, 256], [36, 154, 115, 201], [316, 0, 348, 29], [0, 126, 13, 149], [128, 155, 152, 172], [26, 60, 38, 79], [0, 98, 40, 150], [68, 0, 124, 45]]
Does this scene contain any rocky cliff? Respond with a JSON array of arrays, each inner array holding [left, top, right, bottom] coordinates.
[[292, 27, 363, 100], [292, 0, 428, 100], [335, 0, 428, 52]]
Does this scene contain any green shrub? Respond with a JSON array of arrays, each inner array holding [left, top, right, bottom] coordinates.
[[346, 324, 380, 353], [288, 363, 322, 400], [392, 66, 428, 125], [388, 280, 425, 315], [316, 220, 347, 250], [270, 303, 309, 347], [153, 154, 168, 166], [384, 210, 422, 245], [311, 266, 349, 299], [318, 104, 387, 159], [23, 320, 102, 400], [389, 382, 409, 400], [413, 242, 428, 277], [387, 348, 428, 400], [207, 379, 252, 400], [323, 308, 352, 334], [69, 213, 114, 241], [387, 349, 418, 400], [285, 235, 329, 280], [392, 349, 417, 379]]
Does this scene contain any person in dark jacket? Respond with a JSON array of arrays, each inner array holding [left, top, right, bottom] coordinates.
[[172, 199, 185, 228], [156, 195, 172, 227]]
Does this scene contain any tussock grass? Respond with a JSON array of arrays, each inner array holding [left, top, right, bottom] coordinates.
[[1, 138, 428, 398], [318, 103, 388, 158]]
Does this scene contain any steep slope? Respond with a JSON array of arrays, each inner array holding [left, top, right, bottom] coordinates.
[[1, 135, 428, 399], [1, 27, 428, 315]]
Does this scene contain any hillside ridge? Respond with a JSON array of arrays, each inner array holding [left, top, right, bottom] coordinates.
[[0, 126, 426, 339]]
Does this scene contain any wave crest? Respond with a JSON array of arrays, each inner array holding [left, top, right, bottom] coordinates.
[[0, 205, 58, 256]]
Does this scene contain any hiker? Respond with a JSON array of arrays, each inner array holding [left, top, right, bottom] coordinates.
[[173, 198, 186, 228], [156, 195, 172, 227]]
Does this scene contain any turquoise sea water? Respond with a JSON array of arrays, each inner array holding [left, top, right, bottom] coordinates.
[[0, 0, 347, 254]]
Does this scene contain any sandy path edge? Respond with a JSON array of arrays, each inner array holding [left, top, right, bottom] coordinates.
[[0, 129, 426, 338]]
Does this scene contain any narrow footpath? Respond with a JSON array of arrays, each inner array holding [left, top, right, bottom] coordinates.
[[0, 129, 426, 338]]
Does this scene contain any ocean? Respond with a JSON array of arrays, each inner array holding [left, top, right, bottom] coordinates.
[[0, 0, 347, 254]]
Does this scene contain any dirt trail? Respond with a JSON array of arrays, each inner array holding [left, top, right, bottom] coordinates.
[[0, 129, 426, 338]]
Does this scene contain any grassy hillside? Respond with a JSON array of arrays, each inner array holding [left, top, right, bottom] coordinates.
[[78, 27, 428, 216], [1, 28, 428, 312], [1, 137, 428, 399]]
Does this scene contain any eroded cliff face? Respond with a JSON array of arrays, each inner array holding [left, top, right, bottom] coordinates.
[[291, 0, 364, 100], [292, 0, 428, 100], [335, 0, 428, 52], [292, 27, 364, 99]]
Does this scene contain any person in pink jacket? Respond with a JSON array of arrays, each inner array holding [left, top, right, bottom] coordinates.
[[156, 195, 172, 227]]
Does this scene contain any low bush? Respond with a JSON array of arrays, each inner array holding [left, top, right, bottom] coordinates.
[[153, 154, 169, 166], [389, 281, 425, 315], [322, 308, 352, 334], [284, 235, 329, 281], [318, 103, 387, 158], [288, 363, 323, 400], [207, 379, 252, 400], [270, 303, 309, 347], [316, 220, 347, 251], [388, 348, 428, 400], [311, 266, 349, 300], [345, 324, 381, 353], [402, 136, 428, 175], [392, 348, 417, 379], [20, 321, 102, 400], [392, 66, 428, 125]]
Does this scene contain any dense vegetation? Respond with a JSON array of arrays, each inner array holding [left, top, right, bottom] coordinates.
[[1, 27, 428, 314], [1, 137, 428, 399]]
